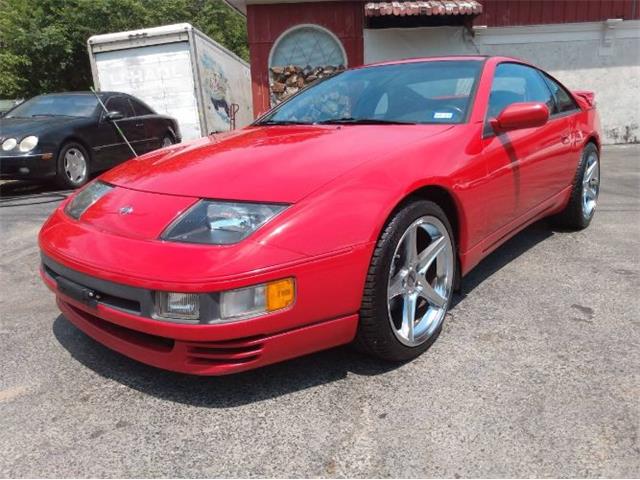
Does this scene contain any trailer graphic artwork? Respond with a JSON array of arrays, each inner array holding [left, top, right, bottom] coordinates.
[[200, 53, 231, 131]]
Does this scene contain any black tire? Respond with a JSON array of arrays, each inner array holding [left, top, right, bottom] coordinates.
[[56, 142, 91, 189], [355, 199, 457, 362], [551, 142, 600, 230]]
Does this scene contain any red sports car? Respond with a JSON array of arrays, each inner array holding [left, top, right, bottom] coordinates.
[[39, 56, 601, 375]]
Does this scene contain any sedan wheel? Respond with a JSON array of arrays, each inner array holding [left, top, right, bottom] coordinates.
[[387, 216, 454, 347], [356, 200, 457, 361], [64, 148, 87, 184], [56, 142, 90, 189]]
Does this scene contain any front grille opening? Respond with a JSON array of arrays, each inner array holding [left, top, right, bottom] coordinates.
[[66, 302, 174, 353], [45, 264, 141, 315], [98, 293, 141, 314]]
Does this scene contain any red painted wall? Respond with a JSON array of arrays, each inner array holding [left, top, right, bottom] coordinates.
[[245, 0, 638, 116], [478, 0, 639, 27], [247, 1, 364, 117]]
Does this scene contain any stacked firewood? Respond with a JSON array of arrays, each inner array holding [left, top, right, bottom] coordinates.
[[269, 64, 346, 105]]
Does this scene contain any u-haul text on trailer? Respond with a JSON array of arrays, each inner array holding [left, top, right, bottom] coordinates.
[[88, 23, 253, 141]]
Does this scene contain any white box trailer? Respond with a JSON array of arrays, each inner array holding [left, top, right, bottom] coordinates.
[[87, 23, 252, 141]]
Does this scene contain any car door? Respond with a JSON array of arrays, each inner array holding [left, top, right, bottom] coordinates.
[[479, 62, 568, 235], [540, 72, 583, 193], [104, 95, 144, 164], [127, 97, 160, 154]]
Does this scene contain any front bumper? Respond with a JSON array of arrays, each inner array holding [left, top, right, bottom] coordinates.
[[39, 240, 372, 375], [0, 153, 56, 179], [55, 294, 358, 376]]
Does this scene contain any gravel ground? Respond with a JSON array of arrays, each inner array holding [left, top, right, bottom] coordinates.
[[0, 144, 638, 478]]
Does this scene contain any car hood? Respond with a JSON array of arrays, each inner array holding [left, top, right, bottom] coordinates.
[[0, 116, 84, 138], [101, 124, 454, 203]]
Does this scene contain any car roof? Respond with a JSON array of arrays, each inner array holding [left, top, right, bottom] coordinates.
[[36, 91, 132, 99]]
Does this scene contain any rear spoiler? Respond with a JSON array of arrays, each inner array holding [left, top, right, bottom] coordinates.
[[573, 90, 596, 109]]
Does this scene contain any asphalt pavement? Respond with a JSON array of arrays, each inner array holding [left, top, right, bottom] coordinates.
[[0, 145, 638, 477]]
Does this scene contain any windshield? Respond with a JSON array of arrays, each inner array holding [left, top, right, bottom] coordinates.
[[6, 95, 98, 118], [257, 60, 483, 126]]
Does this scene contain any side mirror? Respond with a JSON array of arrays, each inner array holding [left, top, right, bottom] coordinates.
[[490, 102, 549, 133], [105, 110, 124, 121]]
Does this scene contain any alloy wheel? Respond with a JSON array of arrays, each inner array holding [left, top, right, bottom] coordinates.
[[64, 148, 87, 184], [582, 150, 600, 219], [387, 216, 454, 347]]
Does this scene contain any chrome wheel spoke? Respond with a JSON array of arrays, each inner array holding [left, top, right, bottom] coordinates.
[[417, 276, 446, 308], [584, 161, 596, 183], [388, 271, 405, 300], [416, 235, 445, 274], [401, 293, 417, 343], [403, 227, 418, 265]]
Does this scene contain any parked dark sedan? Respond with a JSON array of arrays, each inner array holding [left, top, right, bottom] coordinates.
[[0, 92, 180, 188]]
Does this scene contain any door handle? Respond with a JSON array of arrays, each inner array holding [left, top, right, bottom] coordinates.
[[135, 123, 144, 127], [561, 135, 571, 145]]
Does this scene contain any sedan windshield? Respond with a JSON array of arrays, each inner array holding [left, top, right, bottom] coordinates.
[[6, 95, 98, 118], [257, 60, 483, 126]]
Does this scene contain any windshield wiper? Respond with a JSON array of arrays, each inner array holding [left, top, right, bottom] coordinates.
[[316, 117, 417, 125], [255, 119, 312, 126]]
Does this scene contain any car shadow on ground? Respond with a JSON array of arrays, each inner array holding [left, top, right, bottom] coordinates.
[[52, 315, 402, 407], [0, 180, 71, 207], [452, 220, 554, 306], [52, 220, 555, 408]]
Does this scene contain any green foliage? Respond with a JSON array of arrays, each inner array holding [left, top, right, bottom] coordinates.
[[0, 0, 248, 98]]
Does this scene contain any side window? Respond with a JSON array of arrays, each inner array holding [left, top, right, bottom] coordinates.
[[105, 96, 134, 118], [542, 74, 578, 114], [129, 98, 154, 116], [487, 63, 555, 119]]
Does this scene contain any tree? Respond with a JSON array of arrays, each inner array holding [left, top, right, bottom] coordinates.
[[0, 0, 248, 98]]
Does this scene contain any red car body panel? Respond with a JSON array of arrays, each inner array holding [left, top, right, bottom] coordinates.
[[39, 56, 601, 375]]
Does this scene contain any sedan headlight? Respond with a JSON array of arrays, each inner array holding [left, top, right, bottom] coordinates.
[[2, 138, 17, 151], [161, 200, 288, 245], [64, 181, 113, 219], [19, 135, 38, 152]]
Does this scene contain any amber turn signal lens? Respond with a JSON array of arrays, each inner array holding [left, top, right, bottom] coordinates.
[[219, 277, 296, 321], [266, 278, 295, 312]]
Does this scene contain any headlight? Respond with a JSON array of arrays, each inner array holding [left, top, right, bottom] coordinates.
[[2, 138, 17, 151], [152, 278, 296, 323], [220, 278, 296, 320], [154, 292, 200, 321], [64, 181, 113, 219], [161, 200, 288, 245], [19, 135, 38, 152]]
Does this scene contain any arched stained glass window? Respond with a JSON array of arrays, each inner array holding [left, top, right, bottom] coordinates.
[[270, 25, 346, 68]]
